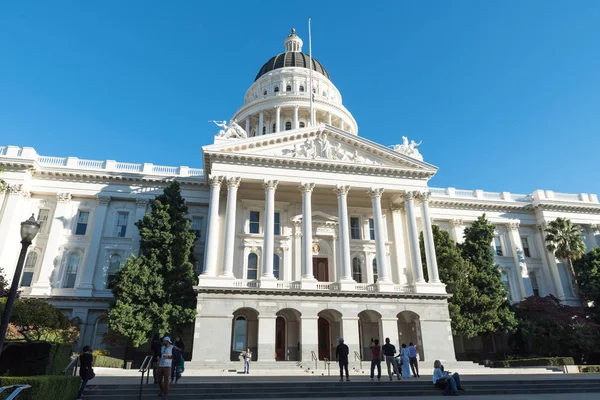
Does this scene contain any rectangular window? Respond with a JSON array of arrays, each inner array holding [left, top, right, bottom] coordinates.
[[350, 217, 361, 240], [37, 209, 50, 233], [494, 236, 503, 256], [116, 212, 129, 238], [249, 211, 260, 234], [369, 218, 375, 240], [501, 271, 512, 302], [75, 211, 89, 235], [530, 271, 540, 297], [274, 212, 281, 236], [521, 237, 531, 258], [192, 216, 204, 240]]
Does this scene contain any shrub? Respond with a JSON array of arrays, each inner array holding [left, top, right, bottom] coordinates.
[[579, 365, 600, 373], [93, 355, 122, 368], [491, 357, 574, 368], [0, 342, 73, 376], [92, 349, 109, 356], [0, 376, 80, 400]]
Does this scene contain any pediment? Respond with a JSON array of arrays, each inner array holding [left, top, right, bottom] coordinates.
[[203, 124, 437, 177]]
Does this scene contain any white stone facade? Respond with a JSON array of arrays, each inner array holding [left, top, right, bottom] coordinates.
[[1, 30, 599, 364]]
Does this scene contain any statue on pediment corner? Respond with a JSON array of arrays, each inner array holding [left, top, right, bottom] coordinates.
[[391, 136, 423, 161], [210, 119, 247, 139]]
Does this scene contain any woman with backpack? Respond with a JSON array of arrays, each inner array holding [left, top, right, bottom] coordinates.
[[170, 335, 185, 383]]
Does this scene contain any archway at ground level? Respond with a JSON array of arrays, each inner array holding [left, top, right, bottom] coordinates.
[[358, 310, 382, 360], [275, 308, 301, 361], [317, 309, 342, 360], [230, 308, 259, 361], [397, 311, 423, 360]]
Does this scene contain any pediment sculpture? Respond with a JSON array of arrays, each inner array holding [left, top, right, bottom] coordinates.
[[391, 136, 423, 161], [280, 133, 379, 165], [210, 119, 247, 139]]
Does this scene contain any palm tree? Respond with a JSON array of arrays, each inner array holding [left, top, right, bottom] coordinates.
[[545, 217, 587, 306]]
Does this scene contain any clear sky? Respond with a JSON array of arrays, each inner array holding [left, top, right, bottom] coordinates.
[[1, 1, 599, 195]]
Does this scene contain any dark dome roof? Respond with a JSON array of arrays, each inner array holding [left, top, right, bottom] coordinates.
[[254, 52, 330, 82]]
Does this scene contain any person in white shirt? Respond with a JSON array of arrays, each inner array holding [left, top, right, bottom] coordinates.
[[243, 348, 252, 374], [432, 359, 463, 396], [157, 336, 174, 398]]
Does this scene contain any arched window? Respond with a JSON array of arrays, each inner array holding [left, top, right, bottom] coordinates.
[[285, 121, 292, 131], [64, 253, 80, 288], [107, 254, 121, 289], [372, 258, 378, 283], [92, 317, 108, 350], [262, 126, 266, 135], [232, 316, 247, 351], [273, 254, 280, 280], [299, 85, 305, 92], [274, 86, 279, 93], [20, 252, 38, 287], [247, 253, 258, 280], [299, 122, 305, 128], [272, 123, 276, 132], [263, 90, 267, 96], [501, 271, 512, 302], [251, 129, 256, 137], [322, 91, 327, 97], [286, 85, 291, 92], [352, 257, 362, 283]]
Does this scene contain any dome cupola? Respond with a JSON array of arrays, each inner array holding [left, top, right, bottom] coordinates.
[[284, 28, 303, 52]]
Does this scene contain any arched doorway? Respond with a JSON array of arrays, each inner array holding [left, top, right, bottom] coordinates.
[[397, 311, 423, 360], [358, 310, 382, 360], [275, 308, 302, 361], [317, 309, 342, 360], [231, 308, 259, 361]]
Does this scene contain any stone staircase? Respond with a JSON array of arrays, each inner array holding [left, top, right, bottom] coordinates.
[[82, 377, 600, 399]]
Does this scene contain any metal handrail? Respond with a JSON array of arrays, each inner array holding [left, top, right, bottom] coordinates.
[[354, 351, 362, 370], [323, 358, 331, 376], [311, 351, 318, 370], [63, 356, 79, 376], [138, 355, 153, 400], [0, 385, 31, 400]]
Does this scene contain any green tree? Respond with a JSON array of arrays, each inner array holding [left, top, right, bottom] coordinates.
[[421, 226, 480, 337], [545, 218, 587, 305], [573, 248, 600, 317], [459, 214, 517, 335], [108, 182, 198, 347]]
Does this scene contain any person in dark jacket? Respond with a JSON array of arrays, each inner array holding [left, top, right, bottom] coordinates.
[[335, 338, 350, 382], [77, 345, 94, 400], [170, 335, 185, 383], [151, 332, 162, 384]]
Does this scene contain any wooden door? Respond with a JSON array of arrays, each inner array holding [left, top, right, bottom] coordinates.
[[318, 317, 331, 360], [312, 257, 329, 282], [275, 316, 286, 361]]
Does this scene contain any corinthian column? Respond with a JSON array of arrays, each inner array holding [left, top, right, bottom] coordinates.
[[334, 185, 353, 287], [403, 191, 425, 284], [261, 180, 279, 287], [299, 183, 316, 289], [221, 177, 241, 278], [201, 176, 223, 277], [367, 188, 392, 287], [275, 106, 281, 133], [418, 192, 440, 284]]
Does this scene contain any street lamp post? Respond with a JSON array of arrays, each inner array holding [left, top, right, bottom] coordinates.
[[0, 214, 40, 355]]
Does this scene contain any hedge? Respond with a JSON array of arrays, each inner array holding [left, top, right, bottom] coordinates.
[[579, 365, 600, 373], [0, 342, 73, 376], [0, 376, 80, 400], [492, 357, 574, 368], [93, 355, 123, 368]]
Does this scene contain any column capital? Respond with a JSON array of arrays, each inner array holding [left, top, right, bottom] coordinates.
[[7, 184, 28, 196], [508, 221, 520, 231], [208, 175, 224, 187], [399, 190, 419, 201], [136, 198, 149, 208], [263, 180, 279, 191], [333, 185, 351, 196], [97, 195, 111, 205], [226, 177, 241, 189], [536, 223, 547, 233], [416, 191, 431, 202], [299, 182, 315, 193], [57, 192, 72, 203], [449, 218, 463, 228], [367, 188, 384, 199]]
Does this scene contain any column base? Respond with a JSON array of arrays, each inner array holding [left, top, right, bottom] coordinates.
[[413, 282, 447, 294], [300, 278, 318, 290], [376, 280, 395, 292], [29, 282, 52, 296], [337, 279, 356, 291], [198, 275, 236, 288], [259, 277, 278, 289]]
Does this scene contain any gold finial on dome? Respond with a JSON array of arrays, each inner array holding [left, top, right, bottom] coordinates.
[[290, 28, 296, 36]]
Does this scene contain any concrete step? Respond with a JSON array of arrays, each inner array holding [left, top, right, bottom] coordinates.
[[82, 379, 600, 399]]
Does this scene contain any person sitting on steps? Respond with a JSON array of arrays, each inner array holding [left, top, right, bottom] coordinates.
[[432, 360, 464, 396]]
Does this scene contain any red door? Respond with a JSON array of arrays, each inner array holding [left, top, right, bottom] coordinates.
[[275, 316, 286, 361], [318, 317, 331, 360], [312, 258, 329, 282]]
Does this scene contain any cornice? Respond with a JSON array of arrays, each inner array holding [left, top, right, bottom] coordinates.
[[532, 202, 600, 214], [429, 198, 533, 212], [32, 169, 206, 186]]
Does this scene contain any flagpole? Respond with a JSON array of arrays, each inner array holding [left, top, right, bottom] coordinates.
[[308, 18, 313, 127]]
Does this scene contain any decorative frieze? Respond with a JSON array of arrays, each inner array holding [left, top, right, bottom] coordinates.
[[57, 193, 72, 203]]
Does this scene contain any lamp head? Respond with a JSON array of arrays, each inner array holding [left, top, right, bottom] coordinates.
[[20, 214, 40, 242]]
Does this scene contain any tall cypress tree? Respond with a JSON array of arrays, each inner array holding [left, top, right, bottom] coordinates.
[[459, 214, 517, 335], [108, 182, 197, 347]]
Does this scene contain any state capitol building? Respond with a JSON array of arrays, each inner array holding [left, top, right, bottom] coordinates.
[[1, 30, 599, 365]]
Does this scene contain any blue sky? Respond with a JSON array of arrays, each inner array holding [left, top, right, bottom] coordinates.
[[1, 1, 599, 195]]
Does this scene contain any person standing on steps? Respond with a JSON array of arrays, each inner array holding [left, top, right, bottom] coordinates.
[[382, 337, 401, 381], [150, 332, 162, 384], [243, 348, 252, 374], [157, 336, 174, 399], [335, 337, 350, 382], [76, 345, 94, 400], [400, 343, 411, 378], [369, 338, 382, 381], [408, 342, 420, 378]]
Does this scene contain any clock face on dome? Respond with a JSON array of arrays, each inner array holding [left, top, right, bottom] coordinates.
[[312, 243, 320, 254]]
